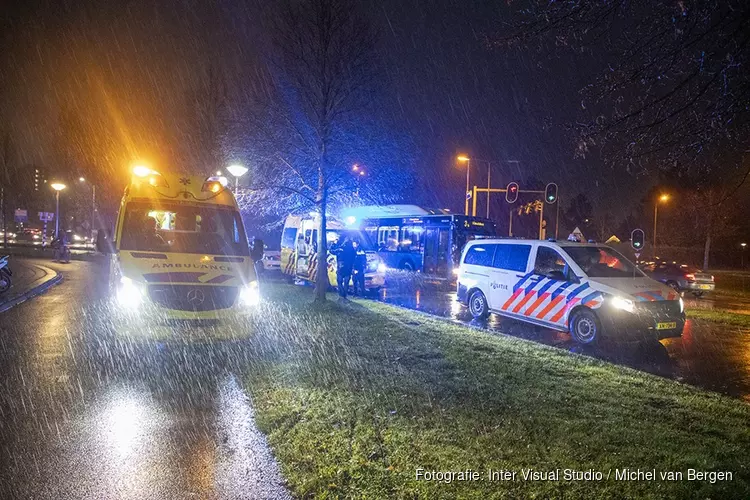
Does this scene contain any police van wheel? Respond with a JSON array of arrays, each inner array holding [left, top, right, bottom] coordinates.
[[569, 308, 601, 345], [468, 290, 489, 320]]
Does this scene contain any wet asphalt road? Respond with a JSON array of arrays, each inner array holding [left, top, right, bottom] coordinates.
[[376, 275, 750, 402], [0, 258, 290, 499]]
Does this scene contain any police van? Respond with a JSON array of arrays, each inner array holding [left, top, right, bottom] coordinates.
[[280, 214, 386, 292], [97, 166, 259, 320], [456, 239, 685, 344]]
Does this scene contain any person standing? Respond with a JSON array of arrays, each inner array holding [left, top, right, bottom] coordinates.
[[250, 237, 265, 283], [352, 239, 367, 296], [333, 236, 355, 300]]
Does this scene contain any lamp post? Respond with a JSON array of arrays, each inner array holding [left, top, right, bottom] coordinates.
[[79, 177, 96, 243], [457, 155, 471, 215], [653, 193, 670, 258], [226, 164, 248, 191], [742, 242, 747, 269], [352, 164, 366, 197], [50, 183, 66, 238]]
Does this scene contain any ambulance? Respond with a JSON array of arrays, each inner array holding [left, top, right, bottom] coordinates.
[[97, 166, 259, 319], [456, 239, 685, 344], [280, 214, 386, 292]]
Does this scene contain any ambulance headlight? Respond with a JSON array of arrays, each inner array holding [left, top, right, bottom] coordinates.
[[377, 263, 387, 273], [239, 281, 260, 306], [117, 276, 142, 308], [610, 296, 635, 313]]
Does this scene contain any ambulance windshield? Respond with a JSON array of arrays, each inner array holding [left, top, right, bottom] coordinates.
[[120, 201, 249, 256]]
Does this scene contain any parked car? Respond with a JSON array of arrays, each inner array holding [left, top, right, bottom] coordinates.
[[262, 249, 281, 273], [640, 262, 715, 297]]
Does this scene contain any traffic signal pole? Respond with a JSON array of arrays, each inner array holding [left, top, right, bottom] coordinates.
[[472, 184, 558, 240]]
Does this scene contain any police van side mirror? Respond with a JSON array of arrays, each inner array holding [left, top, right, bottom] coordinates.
[[545, 270, 567, 281]]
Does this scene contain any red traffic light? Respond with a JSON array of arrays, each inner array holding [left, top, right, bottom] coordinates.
[[506, 182, 519, 203]]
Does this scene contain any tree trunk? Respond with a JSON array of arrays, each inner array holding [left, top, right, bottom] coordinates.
[[702, 192, 714, 271], [314, 165, 328, 302]]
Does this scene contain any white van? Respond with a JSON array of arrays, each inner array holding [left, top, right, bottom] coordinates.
[[456, 239, 685, 344]]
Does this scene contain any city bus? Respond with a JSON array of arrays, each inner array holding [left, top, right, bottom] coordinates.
[[340, 205, 497, 279], [280, 214, 386, 292], [97, 167, 259, 319]]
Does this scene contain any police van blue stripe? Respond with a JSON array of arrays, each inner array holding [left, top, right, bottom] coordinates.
[[579, 290, 603, 305], [536, 279, 558, 296], [550, 281, 573, 300], [513, 272, 534, 292], [566, 283, 590, 303]]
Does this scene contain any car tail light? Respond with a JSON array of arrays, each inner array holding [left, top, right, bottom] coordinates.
[[710, 275, 715, 282], [685, 273, 695, 280]]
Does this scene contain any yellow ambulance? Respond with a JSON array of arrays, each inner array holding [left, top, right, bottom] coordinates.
[[97, 166, 259, 320]]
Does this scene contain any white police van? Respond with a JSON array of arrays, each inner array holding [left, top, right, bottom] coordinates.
[[456, 239, 685, 344]]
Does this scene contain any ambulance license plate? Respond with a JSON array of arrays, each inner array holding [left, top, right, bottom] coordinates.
[[656, 322, 677, 330]]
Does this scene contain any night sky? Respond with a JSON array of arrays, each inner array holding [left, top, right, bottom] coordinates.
[[0, 1, 744, 224]]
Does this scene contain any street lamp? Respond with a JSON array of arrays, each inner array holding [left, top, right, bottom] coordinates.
[[226, 164, 248, 191], [352, 164, 366, 196], [50, 183, 66, 238], [742, 242, 747, 269], [653, 193, 670, 258], [79, 177, 96, 243], [457, 155, 471, 215]]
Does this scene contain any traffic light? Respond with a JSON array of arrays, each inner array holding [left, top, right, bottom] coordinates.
[[506, 182, 519, 203], [631, 229, 645, 251], [544, 182, 558, 204]]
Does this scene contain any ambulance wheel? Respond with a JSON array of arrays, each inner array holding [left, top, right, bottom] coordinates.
[[569, 308, 601, 345], [468, 290, 489, 320], [399, 260, 414, 271]]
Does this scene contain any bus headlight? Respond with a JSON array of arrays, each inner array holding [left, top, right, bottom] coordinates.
[[239, 281, 260, 306], [117, 276, 142, 308], [610, 296, 635, 313]]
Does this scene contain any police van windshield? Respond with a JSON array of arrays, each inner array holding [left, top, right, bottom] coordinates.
[[120, 201, 249, 256], [564, 246, 644, 278]]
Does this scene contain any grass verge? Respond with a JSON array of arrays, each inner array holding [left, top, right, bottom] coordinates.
[[687, 309, 750, 329], [243, 284, 750, 499]]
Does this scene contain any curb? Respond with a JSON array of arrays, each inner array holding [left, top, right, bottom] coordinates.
[[0, 266, 64, 314]]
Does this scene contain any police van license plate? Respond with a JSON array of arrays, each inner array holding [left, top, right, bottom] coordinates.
[[656, 322, 677, 330]]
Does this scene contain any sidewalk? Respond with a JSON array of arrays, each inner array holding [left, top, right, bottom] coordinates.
[[0, 257, 63, 313]]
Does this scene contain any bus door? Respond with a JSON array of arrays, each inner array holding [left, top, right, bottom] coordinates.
[[423, 228, 450, 276]]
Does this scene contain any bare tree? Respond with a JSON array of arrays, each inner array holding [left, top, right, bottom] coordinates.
[[240, 0, 379, 302], [493, 1, 750, 175]]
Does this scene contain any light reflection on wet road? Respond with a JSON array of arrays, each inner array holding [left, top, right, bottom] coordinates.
[[0, 258, 290, 499], [376, 276, 750, 402]]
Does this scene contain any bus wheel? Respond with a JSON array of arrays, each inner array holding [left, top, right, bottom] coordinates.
[[569, 308, 601, 345], [468, 290, 489, 320]]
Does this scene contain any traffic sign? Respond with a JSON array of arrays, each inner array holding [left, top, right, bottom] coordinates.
[[14, 209, 28, 222], [38, 212, 55, 222]]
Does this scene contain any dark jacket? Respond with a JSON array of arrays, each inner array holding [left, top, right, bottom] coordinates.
[[334, 240, 356, 270], [354, 249, 367, 271]]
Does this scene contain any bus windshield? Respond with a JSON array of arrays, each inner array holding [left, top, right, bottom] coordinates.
[[564, 246, 644, 278], [120, 201, 249, 256]]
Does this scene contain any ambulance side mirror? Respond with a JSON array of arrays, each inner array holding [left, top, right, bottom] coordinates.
[[96, 230, 114, 254]]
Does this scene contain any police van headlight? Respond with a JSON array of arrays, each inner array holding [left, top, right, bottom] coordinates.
[[377, 262, 387, 273], [239, 281, 260, 306], [610, 296, 635, 313], [117, 276, 143, 308], [679, 296, 684, 313]]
